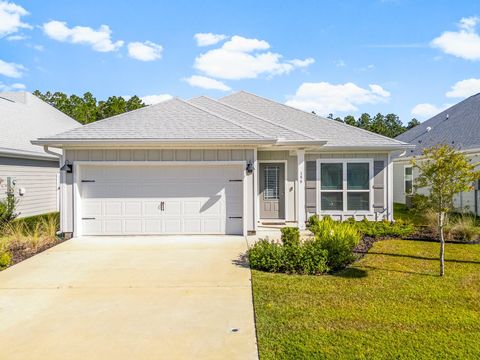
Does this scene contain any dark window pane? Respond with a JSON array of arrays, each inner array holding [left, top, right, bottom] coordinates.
[[405, 180, 413, 194], [264, 166, 279, 200], [321, 192, 343, 211], [321, 163, 343, 190], [347, 163, 369, 190], [405, 167, 412, 176], [347, 192, 369, 211]]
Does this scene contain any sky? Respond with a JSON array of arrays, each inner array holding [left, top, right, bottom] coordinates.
[[1, 0, 480, 124]]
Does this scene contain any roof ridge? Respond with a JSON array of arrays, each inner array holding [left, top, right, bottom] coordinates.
[[227, 90, 407, 145], [201, 96, 316, 140], [179, 97, 272, 139]]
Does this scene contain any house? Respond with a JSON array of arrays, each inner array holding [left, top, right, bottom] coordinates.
[[393, 93, 480, 216], [0, 92, 79, 218], [32, 91, 411, 237]]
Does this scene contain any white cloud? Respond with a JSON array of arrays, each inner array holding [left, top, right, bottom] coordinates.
[[127, 41, 163, 61], [194, 35, 314, 80], [6, 33, 27, 41], [194, 33, 227, 46], [431, 16, 480, 60], [0, 82, 25, 91], [0, 58, 25, 78], [334, 59, 346, 67], [42, 20, 123, 52], [184, 75, 231, 91], [445, 78, 480, 98], [285, 82, 391, 116], [0, 1, 31, 38], [140, 94, 173, 105], [411, 103, 450, 119]]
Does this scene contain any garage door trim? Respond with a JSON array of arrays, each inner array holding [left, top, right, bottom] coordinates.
[[73, 161, 247, 237]]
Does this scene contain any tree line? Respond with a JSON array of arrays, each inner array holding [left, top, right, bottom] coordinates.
[[324, 113, 420, 138], [33, 90, 146, 125], [33, 90, 420, 138]]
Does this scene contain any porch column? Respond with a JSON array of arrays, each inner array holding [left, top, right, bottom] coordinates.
[[297, 149, 306, 230]]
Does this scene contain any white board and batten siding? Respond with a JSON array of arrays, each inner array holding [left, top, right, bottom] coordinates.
[[0, 157, 59, 218], [62, 148, 255, 236]]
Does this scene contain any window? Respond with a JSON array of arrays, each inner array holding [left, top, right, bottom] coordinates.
[[264, 166, 279, 200], [319, 160, 372, 212], [404, 166, 413, 195]]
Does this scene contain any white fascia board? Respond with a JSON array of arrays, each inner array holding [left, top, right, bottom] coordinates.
[[0, 147, 59, 161], [31, 138, 278, 148]]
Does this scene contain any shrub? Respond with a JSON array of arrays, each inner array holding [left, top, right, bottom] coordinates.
[[0, 250, 12, 270], [248, 239, 285, 273], [248, 226, 329, 275], [307, 216, 361, 271], [280, 227, 300, 247], [353, 218, 415, 238], [0, 192, 18, 229]]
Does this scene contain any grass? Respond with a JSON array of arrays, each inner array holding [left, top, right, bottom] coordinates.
[[252, 240, 480, 359]]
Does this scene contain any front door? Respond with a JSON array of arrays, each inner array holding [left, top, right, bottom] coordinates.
[[259, 163, 285, 219]]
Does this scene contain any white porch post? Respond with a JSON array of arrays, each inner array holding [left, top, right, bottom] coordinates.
[[297, 149, 306, 230]]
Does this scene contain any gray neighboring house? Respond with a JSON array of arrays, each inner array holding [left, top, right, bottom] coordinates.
[[0, 92, 80, 218], [393, 93, 480, 215], [32, 91, 411, 237]]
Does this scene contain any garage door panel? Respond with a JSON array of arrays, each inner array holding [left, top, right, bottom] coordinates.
[[125, 219, 142, 233], [83, 201, 102, 216], [125, 202, 142, 216], [104, 201, 123, 216], [80, 164, 244, 235], [104, 219, 122, 233]]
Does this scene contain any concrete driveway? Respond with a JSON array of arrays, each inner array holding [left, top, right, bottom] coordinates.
[[0, 236, 258, 360]]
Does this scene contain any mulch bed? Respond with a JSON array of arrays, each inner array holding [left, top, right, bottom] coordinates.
[[7, 238, 66, 267]]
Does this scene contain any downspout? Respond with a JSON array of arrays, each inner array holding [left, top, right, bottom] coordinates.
[[43, 146, 67, 236]]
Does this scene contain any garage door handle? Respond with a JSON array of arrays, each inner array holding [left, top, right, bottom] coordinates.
[[229, 216, 242, 219], [82, 217, 96, 220]]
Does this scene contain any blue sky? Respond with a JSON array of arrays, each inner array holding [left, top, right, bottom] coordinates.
[[1, 0, 480, 123]]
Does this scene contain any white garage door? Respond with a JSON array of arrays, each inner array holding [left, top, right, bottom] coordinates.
[[79, 164, 244, 235]]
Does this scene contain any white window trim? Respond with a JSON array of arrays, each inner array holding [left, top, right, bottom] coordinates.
[[316, 158, 374, 215], [404, 165, 413, 195]]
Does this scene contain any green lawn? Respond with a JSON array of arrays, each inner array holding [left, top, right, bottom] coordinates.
[[252, 240, 480, 359]]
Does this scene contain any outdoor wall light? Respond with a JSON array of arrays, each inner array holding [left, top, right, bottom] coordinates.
[[246, 161, 254, 174], [60, 160, 73, 173]]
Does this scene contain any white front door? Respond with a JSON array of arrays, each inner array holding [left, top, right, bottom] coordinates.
[[79, 164, 244, 235]]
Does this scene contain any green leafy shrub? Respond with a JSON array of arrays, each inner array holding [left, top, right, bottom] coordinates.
[[0, 192, 18, 230], [248, 239, 285, 273], [248, 227, 329, 275], [0, 250, 12, 270], [353, 218, 415, 238], [308, 216, 360, 270]]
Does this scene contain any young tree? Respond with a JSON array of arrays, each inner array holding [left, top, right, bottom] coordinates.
[[412, 145, 480, 276]]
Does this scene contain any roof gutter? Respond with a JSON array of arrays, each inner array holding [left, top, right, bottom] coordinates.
[[0, 146, 58, 161]]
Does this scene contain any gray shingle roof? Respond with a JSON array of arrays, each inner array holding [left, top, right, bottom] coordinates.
[[35, 91, 411, 150], [38, 98, 271, 142], [395, 93, 480, 157], [220, 91, 409, 149], [0, 92, 79, 157], [188, 96, 314, 141]]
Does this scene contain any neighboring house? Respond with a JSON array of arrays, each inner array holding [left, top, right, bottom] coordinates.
[[32, 91, 411, 237], [393, 93, 480, 216], [0, 92, 80, 218]]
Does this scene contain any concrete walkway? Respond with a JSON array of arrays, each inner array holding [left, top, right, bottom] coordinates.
[[0, 236, 258, 360]]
